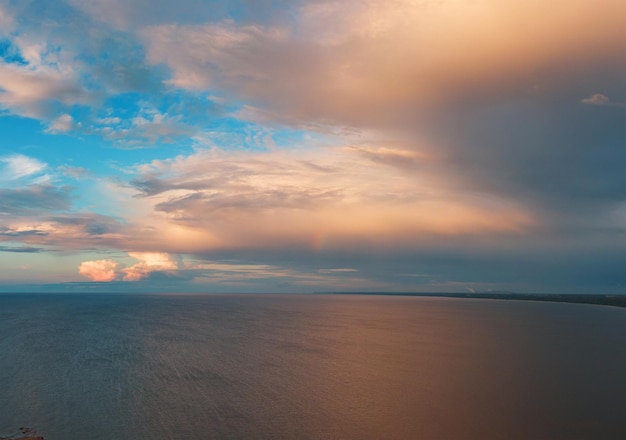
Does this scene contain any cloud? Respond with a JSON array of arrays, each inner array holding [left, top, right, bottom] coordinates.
[[58, 165, 92, 179], [0, 61, 92, 118], [580, 93, 626, 108], [140, 0, 626, 126], [0, 226, 48, 237], [0, 185, 72, 215], [128, 109, 196, 143], [73, 252, 379, 291], [581, 93, 610, 106], [0, 245, 44, 253], [318, 268, 358, 273], [0, 214, 129, 255], [77, 252, 180, 282], [123, 146, 533, 255], [46, 113, 75, 133], [78, 259, 120, 281], [0, 154, 47, 182], [122, 252, 180, 280], [0, 4, 15, 35], [0, 2, 170, 135], [131, 0, 626, 237], [2, 0, 626, 293]]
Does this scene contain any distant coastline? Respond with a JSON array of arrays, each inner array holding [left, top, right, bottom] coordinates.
[[316, 292, 626, 308], [0, 427, 44, 440]]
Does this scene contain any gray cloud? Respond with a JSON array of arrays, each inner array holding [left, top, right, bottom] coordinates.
[[0, 245, 44, 253], [0, 185, 72, 215], [47, 214, 125, 236], [0, 227, 48, 237]]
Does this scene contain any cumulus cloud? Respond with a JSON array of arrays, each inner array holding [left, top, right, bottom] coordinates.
[[122, 252, 180, 281], [78, 252, 181, 282], [78, 259, 120, 281]]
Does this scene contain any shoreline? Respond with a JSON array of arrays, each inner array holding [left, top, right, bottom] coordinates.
[[317, 292, 626, 308], [0, 428, 44, 440]]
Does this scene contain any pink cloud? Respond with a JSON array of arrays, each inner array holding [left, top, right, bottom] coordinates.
[[78, 252, 180, 282], [119, 145, 535, 255], [78, 259, 120, 282], [0, 61, 92, 119]]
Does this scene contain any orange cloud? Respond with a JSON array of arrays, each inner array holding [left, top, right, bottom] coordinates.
[[78, 259, 120, 282], [141, 0, 626, 128], [119, 145, 535, 254]]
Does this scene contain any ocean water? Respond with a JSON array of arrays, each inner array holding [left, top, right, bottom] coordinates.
[[0, 294, 625, 440]]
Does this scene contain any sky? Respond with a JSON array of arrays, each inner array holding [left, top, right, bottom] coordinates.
[[1, 0, 626, 294]]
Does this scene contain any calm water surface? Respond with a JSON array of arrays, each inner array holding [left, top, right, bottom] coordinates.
[[0, 294, 625, 439]]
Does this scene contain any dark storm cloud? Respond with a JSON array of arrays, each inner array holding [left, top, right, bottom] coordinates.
[[428, 89, 626, 213]]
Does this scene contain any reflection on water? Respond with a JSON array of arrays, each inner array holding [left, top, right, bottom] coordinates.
[[1, 294, 625, 439]]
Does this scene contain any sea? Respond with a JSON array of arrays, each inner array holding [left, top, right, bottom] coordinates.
[[0, 293, 625, 440]]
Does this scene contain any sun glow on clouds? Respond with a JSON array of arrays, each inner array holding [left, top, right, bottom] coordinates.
[[78, 259, 120, 282], [2, 0, 626, 292], [122, 252, 180, 281], [121, 145, 534, 254], [79, 252, 180, 282], [140, 0, 626, 128], [75, 140, 535, 285]]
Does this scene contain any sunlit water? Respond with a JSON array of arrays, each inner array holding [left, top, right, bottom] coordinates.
[[1, 294, 625, 440]]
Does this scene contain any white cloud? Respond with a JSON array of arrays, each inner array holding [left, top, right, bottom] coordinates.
[[0, 154, 47, 182]]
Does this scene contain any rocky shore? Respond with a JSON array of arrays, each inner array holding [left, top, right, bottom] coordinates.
[[0, 427, 44, 440]]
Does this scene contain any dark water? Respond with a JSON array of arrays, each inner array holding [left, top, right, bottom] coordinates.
[[1, 294, 625, 440]]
